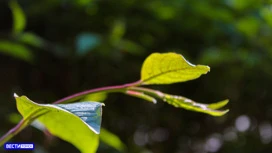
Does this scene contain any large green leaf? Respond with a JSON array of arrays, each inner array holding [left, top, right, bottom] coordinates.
[[140, 52, 210, 85], [9, 0, 26, 34], [163, 94, 229, 116], [15, 94, 104, 153]]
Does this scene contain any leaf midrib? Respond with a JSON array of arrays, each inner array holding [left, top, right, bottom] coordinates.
[[141, 67, 202, 84]]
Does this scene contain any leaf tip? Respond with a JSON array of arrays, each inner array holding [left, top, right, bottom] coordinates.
[[206, 66, 211, 72], [93, 129, 100, 134], [197, 65, 210, 74], [208, 99, 229, 110], [221, 109, 230, 115], [13, 93, 19, 98], [214, 109, 229, 117]]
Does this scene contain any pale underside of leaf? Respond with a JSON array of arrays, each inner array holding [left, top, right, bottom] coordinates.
[[163, 94, 229, 116], [141, 52, 210, 85], [15, 95, 103, 153], [56, 102, 103, 134]]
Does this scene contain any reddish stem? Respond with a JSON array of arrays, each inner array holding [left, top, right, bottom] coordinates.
[[53, 81, 141, 104], [0, 81, 142, 146], [0, 120, 26, 146]]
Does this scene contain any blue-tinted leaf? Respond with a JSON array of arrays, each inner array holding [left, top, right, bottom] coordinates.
[[56, 102, 103, 134], [15, 95, 104, 153]]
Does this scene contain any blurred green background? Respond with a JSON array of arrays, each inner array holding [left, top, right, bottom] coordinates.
[[1, 0, 272, 153]]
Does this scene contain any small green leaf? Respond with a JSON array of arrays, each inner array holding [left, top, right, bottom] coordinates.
[[110, 19, 126, 45], [100, 128, 127, 152], [18, 32, 45, 48], [7, 113, 22, 124], [207, 99, 229, 110], [140, 52, 210, 85], [119, 39, 145, 55], [81, 92, 108, 102], [0, 41, 33, 62], [15, 94, 104, 153], [9, 0, 26, 34], [163, 94, 229, 116]]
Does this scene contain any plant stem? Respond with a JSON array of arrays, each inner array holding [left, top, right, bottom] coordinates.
[[128, 87, 165, 99], [53, 81, 141, 104], [0, 81, 141, 146], [125, 90, 157, 103], [0, 120, 27, 146]]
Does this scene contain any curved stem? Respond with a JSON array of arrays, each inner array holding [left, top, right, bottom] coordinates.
[[0, 120, 27, 146], [128, 87, 165, 98], [0, 109, 49, 146], [0, 81, 142, 146], [53, 81, 141, 104]]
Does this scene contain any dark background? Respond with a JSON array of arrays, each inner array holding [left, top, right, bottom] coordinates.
[[0, 0, 272, 153]]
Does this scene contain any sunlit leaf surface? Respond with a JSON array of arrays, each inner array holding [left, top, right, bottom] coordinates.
[[141, 52, 210, 85], [15, 95, 104, 153], [163, 94, 229, 116]]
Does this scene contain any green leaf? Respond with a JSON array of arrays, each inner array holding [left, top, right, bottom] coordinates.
[[207, 100, 229, 110], [140, 52, 210, 85], [100, 128, 127, 152], [235, 16, 259, 38], [18, 32, 45, 48], [15, 94, 104, 153], [80, 92, 108, 102], [119, 40, 145, 55], [110, 19, 126, 45], [7, 113, 22, 124], [261, 7, 272, 28], [163, 94, 229, 116], [9, 0, 26, 34], [0, 41, 33, 62]]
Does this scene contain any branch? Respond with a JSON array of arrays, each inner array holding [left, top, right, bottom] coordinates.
[[0, 81, 141, 146]]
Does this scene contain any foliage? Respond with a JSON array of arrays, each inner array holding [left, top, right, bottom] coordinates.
[[0, 0, 272, 153], [0, 52, 228, 153], [140, 53, 210, 85], [15, 95, 102, 153]]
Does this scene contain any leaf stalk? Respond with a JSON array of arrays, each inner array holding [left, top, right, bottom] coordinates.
[[0, 81, 141, 146]]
